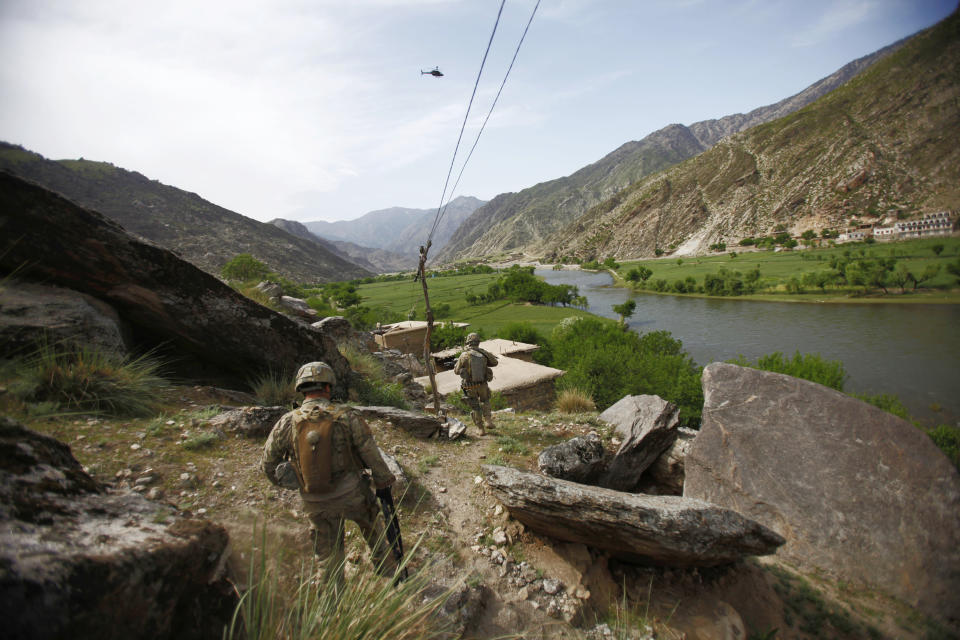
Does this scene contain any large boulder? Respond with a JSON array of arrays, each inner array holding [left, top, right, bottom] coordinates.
[[0, 417, 235, 639], [351, 406, 442, 439], [598, 395, 679, 491], [0, 281, 130, 355], [538, 433, 606, 484], [0, 171, 351, 395], [685, 363, 960, 626], [483, 464, 784, 567]]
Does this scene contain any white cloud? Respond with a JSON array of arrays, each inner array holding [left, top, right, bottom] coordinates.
[[791, 1, 878, 47]]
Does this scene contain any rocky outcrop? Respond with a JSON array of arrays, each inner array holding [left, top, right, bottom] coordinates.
[[598, 395, 679, 491], [537, 433, 606, 484], [279, 295, 318, 319], [685, 363, 960, 626], [351, 406, 442, 439], [483, 464, 784, 566], [0, 417, 235, 639], [0, 281, 130, 355], [0, 171, 353, 394], [208, 405, 288, 438]]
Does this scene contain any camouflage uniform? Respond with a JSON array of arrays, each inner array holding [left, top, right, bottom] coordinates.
[[261, 397, 397, 585], [453, 334, 498, 434]]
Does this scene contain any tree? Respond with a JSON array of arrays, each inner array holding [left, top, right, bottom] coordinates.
[[221, 253, 269, 282], [612, 299, 637, 326], [800, 229, 817, 246], [932, 243, 945, 257], [915, 264, 942, 290]]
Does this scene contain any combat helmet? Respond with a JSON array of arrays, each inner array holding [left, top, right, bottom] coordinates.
[[466, 332, 481, 347], [295, 361, 336, 392]]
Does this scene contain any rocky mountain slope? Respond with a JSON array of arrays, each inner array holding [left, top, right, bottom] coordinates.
[[544, 10, 960, 260], [436, 34, 909, 264], [0, 144, 371, 283], [305, 195, 485, 257], [270, 218, 416, 273]]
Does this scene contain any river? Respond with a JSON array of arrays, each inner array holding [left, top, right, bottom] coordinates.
[[536, 268, 960, 423]]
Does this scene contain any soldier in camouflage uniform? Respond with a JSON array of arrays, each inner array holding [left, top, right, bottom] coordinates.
[[453, 332, 498, 435], [261, 361, 398, 587]]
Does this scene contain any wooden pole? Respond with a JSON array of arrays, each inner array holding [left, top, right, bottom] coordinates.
[[417, 242, 442, 414]]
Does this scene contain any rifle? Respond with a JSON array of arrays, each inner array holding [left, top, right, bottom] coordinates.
[[375, 486, 409, 583]]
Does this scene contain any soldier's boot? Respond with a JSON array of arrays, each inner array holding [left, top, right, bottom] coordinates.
[[471, 410, 485, 435], [483, 406, 495, 432]]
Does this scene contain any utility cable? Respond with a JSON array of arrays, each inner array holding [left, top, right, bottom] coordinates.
[[426, 0, 506, 248], [432, 0, 540, 239]]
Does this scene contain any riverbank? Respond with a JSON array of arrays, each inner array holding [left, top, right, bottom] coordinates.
[[595, 237, 960, 304]]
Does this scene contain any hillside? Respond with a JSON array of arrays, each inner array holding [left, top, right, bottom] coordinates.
[[270, 218, 416, 273], [436, 36, 907, 264], [305, 195, 485, 257], [543, 10, 960, 260], [0, 144, 371, 283]]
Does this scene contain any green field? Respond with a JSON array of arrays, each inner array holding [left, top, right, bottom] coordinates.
[[357, 272, 594, 335], [612, 237, 960, 302]]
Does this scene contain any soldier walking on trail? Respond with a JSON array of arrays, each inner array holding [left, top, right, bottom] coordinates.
[[453, 332, 498, 435], [261, 361, 398, 587]]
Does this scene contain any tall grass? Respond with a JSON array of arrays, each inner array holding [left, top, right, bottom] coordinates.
[[555, 387, 596, 414], [341, 345, 410, 409], [225, 527, 453, 640], [249, 369, 298, 407], [6, 341, 168, 417]]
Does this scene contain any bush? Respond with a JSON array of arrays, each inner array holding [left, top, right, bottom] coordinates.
[[925, 424, 960, 470], [497, 322, 551, 364], [431, 323, 470, 351], [7, 342, 168, 417], [549, 318, 702, 427], [555, 387, 596, 414], [728, 351, 847, 391], [222, 253, 269, 282]]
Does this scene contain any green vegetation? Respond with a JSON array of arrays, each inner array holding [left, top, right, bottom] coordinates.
[[222, 253, 270, 282], [357, 271, 593, 335], [466, 265, 581, 307], [340, 345, 409, 410], [729, 351, 847, 391], [2, 341, 168, 417], [546, 317, 703, 427], [615, 238, 960, 301], [226, 528, 449, 640]]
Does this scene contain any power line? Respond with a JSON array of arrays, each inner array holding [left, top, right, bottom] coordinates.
[[427, 0, 506, 248], [431, 0, 541, 241]]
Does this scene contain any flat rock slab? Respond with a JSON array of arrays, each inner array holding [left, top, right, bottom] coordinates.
[[483, 464, 784, 567], [351, 406, 442, 439], [538, 433, 606, 484], [685, 363, 960, 626]]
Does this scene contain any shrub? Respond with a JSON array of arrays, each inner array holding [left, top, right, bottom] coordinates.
[[728, 351, 847, 391], [431, 323, 471, 352], [498, 322, 551, 364], [8, 342, 168, 417], [356, 379, 408, 409], [925, 424, 960, 470], [222, 253, 269, 282], [555, 387, 596, 414], [550, 318, 702, 427]]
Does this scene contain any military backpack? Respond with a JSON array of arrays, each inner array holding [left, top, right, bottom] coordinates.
[[291, 405, 346, 494]]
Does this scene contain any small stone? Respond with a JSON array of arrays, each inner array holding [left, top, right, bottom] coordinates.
[[494, 504, 504, 516], [146, 487, 163, 500], [492, 528, 508, 545], [166, 420, 176, 426], [439, 486, 447, 493], [517, 586, 530, 600], [130, 443, 141, 451], [474, 475, 483, 485], [134, 476, 155, 486], [543, 578, 562, 595], [197, 508, 207, 515]]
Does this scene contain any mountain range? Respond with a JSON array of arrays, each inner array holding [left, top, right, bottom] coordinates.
[[304, 195, 485, 257], [539, 10, 959, 261], [0, 144, 372, 283], [435, 32, 914, 264]]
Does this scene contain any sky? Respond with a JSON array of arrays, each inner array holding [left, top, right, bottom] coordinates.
[[0, 1, 955, 223]]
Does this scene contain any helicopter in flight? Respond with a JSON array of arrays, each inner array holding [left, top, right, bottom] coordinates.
[[420, 66, 444, 77]]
